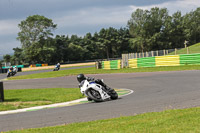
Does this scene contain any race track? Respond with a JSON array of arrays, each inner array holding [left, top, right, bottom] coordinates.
[[0, 70, 200, 132], [0, 65, 93, 81]]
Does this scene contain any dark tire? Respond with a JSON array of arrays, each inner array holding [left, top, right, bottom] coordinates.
[[110, 90, 118, 100], [106, 87, 118, 100], [7, 73, 10, 77], [87, 89, 103, 102], [87, 97, 93, 101]]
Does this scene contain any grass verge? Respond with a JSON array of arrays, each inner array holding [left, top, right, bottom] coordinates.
[[0, 88, 84, 111], [8, 65, 200, 80], [168, 42, 200, 55], [6, 107, 200, 133]]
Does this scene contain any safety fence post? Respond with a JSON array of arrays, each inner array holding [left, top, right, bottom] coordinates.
[[0, 81, 4, 102]]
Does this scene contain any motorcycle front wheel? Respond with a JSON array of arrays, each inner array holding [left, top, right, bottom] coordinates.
[[7, 73, 10, 77], [87, 89, 103, 102]]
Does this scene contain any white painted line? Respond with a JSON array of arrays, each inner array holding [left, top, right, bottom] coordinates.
[[0, 98, 87, 115], [117, 88, 134, 97]]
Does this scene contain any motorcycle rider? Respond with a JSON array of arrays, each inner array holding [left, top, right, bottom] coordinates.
[[77, 74, 118, 101], [7, 66, 14, 77], [13, 66, 18, 73], [77, 74, 108, 90], [8, 66, 13, 73], [56, 63, 60, 70], [53, 63, 60, 71], [9, 66, 13, 71]]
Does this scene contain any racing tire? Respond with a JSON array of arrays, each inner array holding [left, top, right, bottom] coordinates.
[[105, 87, 118, 100], [7, 73, 10, 78], [12, 72, 15, 76], [87, 97, 93, 101], [109, 89, 118, 100], [87, 89, 103, 102]]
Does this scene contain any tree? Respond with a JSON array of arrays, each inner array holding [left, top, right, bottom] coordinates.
[[17, 15, 57, 63], [98, 27, 120, 59], [127, 7, 169, 51], [183, 7, 200, 45], [82, 33, 96, 60], [127, 8, 148, 52], [12, 47, 24, 64], [67, 43, 86, 61], [3, 54, 11, 63], [52, 35, 70, 63], [116, 28, 131, 54], [162, 11, 186, 48]]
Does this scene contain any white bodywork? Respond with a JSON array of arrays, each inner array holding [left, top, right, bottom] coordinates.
[[80, 80, 110, 100]]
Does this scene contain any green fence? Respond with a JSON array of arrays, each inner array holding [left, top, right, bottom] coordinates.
[[129, 53, 200, 68], [36, 64, 42, 67], [2, 65, 24, 69], [179, 54, 200, 65], [102, 60, 121, 69], [137, 57, 156, 68]]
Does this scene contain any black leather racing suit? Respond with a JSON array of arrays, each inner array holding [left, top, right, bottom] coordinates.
[[86, 77, 108, 90]]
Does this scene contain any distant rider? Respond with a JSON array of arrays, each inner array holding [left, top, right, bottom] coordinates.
[[7, 66, 14, 77], [13, 66, 18, 73], [54, 63, 60, 71], [9, 66, 13, 72], [56, 63, 60, 69]]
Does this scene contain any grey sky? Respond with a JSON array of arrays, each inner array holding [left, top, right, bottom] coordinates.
[[0, 0, 199, 55]]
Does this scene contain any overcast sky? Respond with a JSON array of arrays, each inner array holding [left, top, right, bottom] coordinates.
[[0, 0, 199, 55]]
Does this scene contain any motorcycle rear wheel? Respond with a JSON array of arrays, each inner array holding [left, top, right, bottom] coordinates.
[[109, 89, 118, 100], [105, 87, 118, 100]]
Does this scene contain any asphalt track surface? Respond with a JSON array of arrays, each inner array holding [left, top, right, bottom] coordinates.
[[0, 70, 200, 131], [0, 65, 93, 81]]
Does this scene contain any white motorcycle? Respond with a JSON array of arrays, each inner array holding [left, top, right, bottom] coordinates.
[[79, 79, 118, 102], [53, 65, 60, 71], [7, 69, 16, 77]]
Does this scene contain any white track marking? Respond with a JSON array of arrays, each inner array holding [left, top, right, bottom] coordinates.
[[0, 88, 134, 115]]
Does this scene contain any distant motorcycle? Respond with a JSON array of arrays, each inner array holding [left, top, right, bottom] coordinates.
[[53, 65, 60, 71], [7, 70, 15, 77], [79, 79, 118, 102]]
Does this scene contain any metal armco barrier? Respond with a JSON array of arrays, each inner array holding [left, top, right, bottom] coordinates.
[[0, 81, 4, 102]]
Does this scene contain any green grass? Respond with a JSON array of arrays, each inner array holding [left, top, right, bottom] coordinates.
[[0, 88, 84, 111], [168, 42, 200, 55], [7, 65, 200, 80], [0, 89, 126, 111], [6, 107, 200, 133]]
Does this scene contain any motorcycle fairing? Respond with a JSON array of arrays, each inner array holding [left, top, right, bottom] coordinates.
[[81, 80, 110, 100]]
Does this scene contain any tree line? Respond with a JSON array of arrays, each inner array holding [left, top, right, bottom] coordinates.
[[2, 7, 200, 65]]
